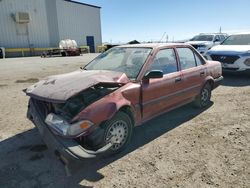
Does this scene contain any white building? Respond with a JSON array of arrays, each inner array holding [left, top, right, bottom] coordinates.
[[0, 0, 102, 54]]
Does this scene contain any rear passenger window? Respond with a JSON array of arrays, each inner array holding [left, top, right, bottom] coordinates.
[[194, 53, 204, 66], [176, 48, 196, 70], [149, 48, 178, 74]]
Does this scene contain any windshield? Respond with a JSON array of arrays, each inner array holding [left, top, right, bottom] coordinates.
[[221, 34, 250, 45], [84, 47, 152, 79], [190, 35, 214, 41]]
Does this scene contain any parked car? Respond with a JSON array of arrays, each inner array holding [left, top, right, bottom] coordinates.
[[186, 33, 228, 55], [205, 33, 250, 73], [24, 43, 223, 164]]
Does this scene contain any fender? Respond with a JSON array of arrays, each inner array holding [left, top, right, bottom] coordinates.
[[72, 91, 134, 125], [203, 75, 215, 87]]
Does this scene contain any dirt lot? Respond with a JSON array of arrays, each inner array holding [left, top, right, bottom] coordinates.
[[0, 55, 249, 188]]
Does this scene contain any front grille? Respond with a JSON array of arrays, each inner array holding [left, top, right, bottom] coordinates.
[[222, 67, 239, 71], [210, 55, 240, 64]]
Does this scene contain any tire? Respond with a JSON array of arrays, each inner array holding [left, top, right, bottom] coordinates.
[[101, 111, 133, 155], [194, 83, 212, 108], [61, 52, 67, 57]]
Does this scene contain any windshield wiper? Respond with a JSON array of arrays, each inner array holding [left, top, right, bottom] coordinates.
[[80, 67, 87, 70]]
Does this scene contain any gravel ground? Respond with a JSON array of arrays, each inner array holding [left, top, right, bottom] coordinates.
[[0, 55, 249, 188]]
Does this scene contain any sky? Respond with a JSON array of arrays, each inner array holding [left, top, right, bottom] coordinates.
[[80, 0, 250, 44]]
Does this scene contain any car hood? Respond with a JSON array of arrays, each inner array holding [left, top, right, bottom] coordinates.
[[24, 70, 130, 103], [209, 45, 250, 54], [186, 41, 211, 45]]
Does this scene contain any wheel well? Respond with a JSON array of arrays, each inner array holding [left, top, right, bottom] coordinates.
[[99, 106, 135, 130], [206, 79, 214, 89], [119, 106, 135, 126]]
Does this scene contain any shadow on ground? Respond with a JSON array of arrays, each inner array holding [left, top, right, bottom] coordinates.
[[0, 103, 212, 188], [222, 72, 250, 87]]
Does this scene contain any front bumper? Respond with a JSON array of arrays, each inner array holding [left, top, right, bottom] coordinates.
[[222, 67, 250, 73], [206, 54, 250, 73], [27, 99, 112, 163], [213, 76, 223, 89]]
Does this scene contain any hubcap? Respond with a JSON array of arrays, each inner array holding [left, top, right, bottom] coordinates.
[[105, 120, 128, 150], [201, 88, 209, 104]]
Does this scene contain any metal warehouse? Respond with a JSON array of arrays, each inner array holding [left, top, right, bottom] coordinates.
[[0, 0, 102, 56]]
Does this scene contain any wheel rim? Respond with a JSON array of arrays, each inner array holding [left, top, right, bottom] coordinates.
[[105, 120, 129, 150], [201, 88, 209, 105]]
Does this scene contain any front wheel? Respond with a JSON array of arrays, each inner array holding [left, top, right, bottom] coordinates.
[[194, 83, 212, 108], [102, 111, 133, 154]]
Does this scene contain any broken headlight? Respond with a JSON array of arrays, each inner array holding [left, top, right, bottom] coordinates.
[[45, 113, 93, 136]]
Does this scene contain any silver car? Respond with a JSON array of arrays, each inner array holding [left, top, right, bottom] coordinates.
[[186, 33, 228, 55], [205, 33, 250, 73]]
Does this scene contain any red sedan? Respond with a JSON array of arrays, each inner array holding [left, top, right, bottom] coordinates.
[[25, 43, 223, 164]]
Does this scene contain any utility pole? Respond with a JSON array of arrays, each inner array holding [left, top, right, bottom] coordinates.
[[219, 26, 222, 33], [159, 32, 166, 43]]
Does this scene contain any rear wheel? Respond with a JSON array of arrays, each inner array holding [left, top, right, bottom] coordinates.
[[102, 111, 133, 154], [194, 83, 212, 108]]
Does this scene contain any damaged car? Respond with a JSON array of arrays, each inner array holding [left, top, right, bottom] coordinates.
[[24, 43, 223, 164]]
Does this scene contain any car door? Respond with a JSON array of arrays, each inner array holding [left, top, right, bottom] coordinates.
[[141, 48, 185, 121], [176, 47, 206, 100]]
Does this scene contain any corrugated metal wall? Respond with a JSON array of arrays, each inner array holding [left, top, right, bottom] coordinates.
[[0, 0, 50, 48], [56, 0, 102, 48], [45, 0, 59, 47], [0, 0, 102, 49]]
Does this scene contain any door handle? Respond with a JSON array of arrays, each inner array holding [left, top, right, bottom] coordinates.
[[200, 71, 205, 76], [175, 77, 182, 83]]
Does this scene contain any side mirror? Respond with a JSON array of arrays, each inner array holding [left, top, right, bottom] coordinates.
[[144, 70, 163, 79]]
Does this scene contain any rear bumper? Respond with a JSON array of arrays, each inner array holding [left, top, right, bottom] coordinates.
[[27, 99, 112, 163], [213, 76, 223, 89]]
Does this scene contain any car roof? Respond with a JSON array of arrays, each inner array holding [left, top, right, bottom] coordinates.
[[198, 33, 227, 35], [230, 32, 250, 35], [118, 43, 190, 48]]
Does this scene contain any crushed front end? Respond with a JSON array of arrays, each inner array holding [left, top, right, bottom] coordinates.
[[26, 83, 121, 163]]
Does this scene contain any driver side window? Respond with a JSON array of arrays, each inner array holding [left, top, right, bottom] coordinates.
[[149, 48, 178, 75], [214, 35, 220, 42]]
